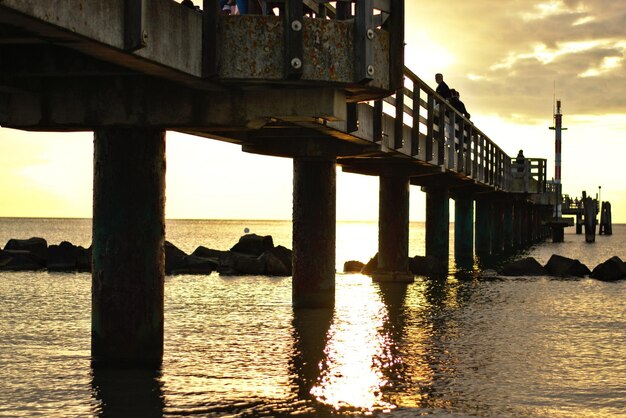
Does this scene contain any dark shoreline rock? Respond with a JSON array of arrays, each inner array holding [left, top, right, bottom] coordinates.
[[544, 254, 590, 277], [590, 256, 626, 282], [499, 257, 547, 276]]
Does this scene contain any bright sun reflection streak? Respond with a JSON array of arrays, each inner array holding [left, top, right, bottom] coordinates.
[[310, 278, 395, 412]]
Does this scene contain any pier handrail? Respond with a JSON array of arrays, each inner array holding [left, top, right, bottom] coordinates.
[[349, 65, 547, 194]]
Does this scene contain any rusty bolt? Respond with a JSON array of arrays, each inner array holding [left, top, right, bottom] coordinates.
[[367, 29, 375, 40], [142, 30, 149, 45], [367, 65, 375, 76], [291, 20, 302, 31], [291, 58, 302, 69]]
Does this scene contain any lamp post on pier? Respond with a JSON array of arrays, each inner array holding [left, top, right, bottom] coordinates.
[[548, 100, 571, 242]]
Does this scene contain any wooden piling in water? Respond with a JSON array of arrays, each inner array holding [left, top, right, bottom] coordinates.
[[599, 201, 613, 235], [583, 196, 596, 243]]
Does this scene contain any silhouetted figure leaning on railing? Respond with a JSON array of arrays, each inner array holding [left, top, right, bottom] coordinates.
[[449, 89, 470, 119]]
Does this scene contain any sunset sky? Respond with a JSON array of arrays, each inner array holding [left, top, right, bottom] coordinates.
[[0, 0, 624, 222]]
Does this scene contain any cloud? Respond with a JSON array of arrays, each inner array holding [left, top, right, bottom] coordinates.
[[406, 1, 626, 120]]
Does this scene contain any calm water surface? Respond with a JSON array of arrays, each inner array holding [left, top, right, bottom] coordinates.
[[0, 219, 625, 417]]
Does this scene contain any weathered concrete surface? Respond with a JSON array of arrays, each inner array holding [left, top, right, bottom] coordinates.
[[0, 2, 389, 88], [292, 157, 336, 308], [220, 16, 389, 88], [425, 187, 449, 261], [92, 128, 165, 368], [2, 74, 346, 130]]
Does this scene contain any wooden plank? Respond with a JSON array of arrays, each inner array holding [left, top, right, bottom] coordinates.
[[284, 0, 304, 79], [202, 0, 219, 77]]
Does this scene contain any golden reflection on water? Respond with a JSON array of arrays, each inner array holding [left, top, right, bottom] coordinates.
[[309, 276, 396, 413]]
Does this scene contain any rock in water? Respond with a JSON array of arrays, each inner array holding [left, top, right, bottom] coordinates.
[[499, 257, 547, 276]]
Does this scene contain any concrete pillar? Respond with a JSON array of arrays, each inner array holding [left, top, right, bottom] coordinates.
[[425, 187, 449, 261], [454, 195, 473, 268], [503, 201, 514, 251], [520, 203, 530, 246], [475, 199, 492, 255], [513, 202, 523, 248], [491, 201, 504, 253], [292, 157, 336, 308], [374, 175, 413, 282], [92, 128, 166, 368]]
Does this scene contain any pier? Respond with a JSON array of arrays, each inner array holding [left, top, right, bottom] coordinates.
[[1, 0, 556, 367]]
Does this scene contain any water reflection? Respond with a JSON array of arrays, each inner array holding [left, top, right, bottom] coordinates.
[[289, 308, 334, 415], [306, 277, 397, 413], [91, 367, 164, 417]]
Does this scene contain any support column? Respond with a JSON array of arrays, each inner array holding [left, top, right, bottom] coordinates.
[[292, 157, 336, 308], [520, 203, 530, 246], [374, 175, 413, 282], [475, 199, 492, 255], [513, 202, 523, 248], [503, 201, 514, 251], [491, 201, 504, 253], [425, 187, 449, 261], [454, 195, 474, 268], [92, 128, 166, 368]]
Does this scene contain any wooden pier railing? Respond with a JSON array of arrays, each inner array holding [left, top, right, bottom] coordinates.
[[337, 66, 548, 195]]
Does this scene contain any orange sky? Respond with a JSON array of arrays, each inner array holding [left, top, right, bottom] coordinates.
[[0, 1, 624, 222]]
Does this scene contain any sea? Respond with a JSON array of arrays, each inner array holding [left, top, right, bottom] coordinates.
[[0, 218, 625, 418]]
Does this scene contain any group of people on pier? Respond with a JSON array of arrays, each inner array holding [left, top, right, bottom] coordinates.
[[435, 73, 471, 120]]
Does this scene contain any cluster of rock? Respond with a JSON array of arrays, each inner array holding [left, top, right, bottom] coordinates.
[[0, 237, 91, 272], [166, 234, 292, 276], [499, 254, 626, 281], [344, 252, 626, 282], [344, 253, 447, 277], [0, 234, 292, 277]]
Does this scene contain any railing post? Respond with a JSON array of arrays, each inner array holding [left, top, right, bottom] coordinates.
[[355, 0, 375, 83], [394, 87, 404, 149], [387, 0, 405, 91], [437, 99, 445, 166], [426, 93, 434, 162], [472, 130, 478, 179], [346, 102, 358, 133], [410, 79, 420, 157], [335, 0, 352, 19], [456, 118, 465, 172], [447, 112, 455, 169], [202, 0, 219, 78], [465, 125, 472, 176], [284, 0, 304, 79]]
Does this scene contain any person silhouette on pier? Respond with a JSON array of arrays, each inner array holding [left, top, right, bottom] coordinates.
[[435, 73, 451, 100], [516, 149, 525, 173], [449, 89, 470, 119]]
